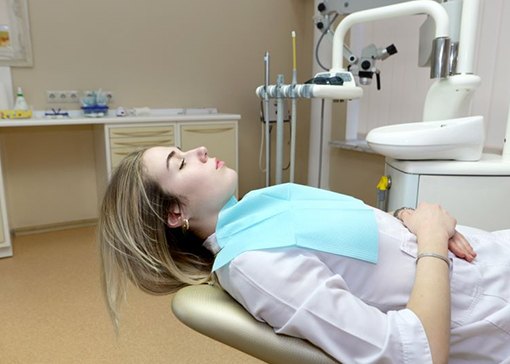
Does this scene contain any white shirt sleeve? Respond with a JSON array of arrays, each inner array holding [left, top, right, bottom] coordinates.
[[217, 248, 433, 364]]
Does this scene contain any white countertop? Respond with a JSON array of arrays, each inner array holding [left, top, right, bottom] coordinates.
[[0, 108, 241, 127]]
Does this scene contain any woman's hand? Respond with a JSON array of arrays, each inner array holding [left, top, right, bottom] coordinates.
[[396, 204, 477, 262], [448, 231, 477, 262], [400, 202, 456, 242]]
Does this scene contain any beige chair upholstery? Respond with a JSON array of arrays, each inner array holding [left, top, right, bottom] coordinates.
[[171, 284, 339, 364]]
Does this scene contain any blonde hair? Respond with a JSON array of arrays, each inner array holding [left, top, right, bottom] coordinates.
[[98, 149, 214, 329]]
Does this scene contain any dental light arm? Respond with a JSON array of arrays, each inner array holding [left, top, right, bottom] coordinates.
[[306, 0, 451, 98], [331, 0, 450, 78], [315, 15, 398, 90], [315, 0, 403, 88], [317, 0, 409, 15], [259, 3, 431, 105]]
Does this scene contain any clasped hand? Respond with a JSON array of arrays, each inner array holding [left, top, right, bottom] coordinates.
[[397, 203, 477, 263]]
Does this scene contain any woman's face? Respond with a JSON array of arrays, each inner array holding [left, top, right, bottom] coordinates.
[[142, 146, 238, 222]]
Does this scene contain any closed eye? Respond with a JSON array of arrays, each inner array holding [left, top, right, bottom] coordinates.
[[179, 158, 186, 170]]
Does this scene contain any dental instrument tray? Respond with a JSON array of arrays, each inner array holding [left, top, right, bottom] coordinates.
[[81, 105, 109, 118]]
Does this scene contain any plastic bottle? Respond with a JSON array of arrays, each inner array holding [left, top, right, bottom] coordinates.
[[14, 87, 28, 110]]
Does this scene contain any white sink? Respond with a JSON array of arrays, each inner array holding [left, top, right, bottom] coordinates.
[[366, 116, 485, 161]]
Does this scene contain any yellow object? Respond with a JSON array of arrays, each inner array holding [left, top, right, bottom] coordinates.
[[291, 31, 297, 71], [376, 175, 390, 191], [0, 109, 32, 119]]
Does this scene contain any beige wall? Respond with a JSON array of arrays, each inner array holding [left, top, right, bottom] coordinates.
[[329, 149, 385, 207], [5, 0, 315, 229], [327, 100, 385, 207], [5, 0, 384, 230]]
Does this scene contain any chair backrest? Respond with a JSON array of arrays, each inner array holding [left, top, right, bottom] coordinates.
[[171, 284, 339, 364]]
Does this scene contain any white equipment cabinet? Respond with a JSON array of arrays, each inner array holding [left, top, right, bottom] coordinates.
[[386, 154, 510, 231]]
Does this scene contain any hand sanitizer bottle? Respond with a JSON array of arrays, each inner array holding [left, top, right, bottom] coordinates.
[[14, 87, 28, 110]]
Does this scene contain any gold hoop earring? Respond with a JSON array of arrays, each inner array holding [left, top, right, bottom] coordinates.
[[181, 218, 189, 233]]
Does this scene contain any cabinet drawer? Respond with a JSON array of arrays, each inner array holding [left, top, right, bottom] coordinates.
[[180, 122, 237, 171], [110, 147, 158, 168], [110, 135, 175, 149], [109, 125, 175, 139], [108, 124, 176, 170], [110, 126, 175, 147]]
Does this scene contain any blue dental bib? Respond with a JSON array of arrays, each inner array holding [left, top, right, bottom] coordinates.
[[212, 183, 379, 272]]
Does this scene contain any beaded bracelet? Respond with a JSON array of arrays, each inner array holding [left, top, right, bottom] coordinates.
[[416, 253, 451, 268]]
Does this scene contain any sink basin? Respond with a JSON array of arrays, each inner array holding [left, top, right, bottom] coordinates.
[[366, 116, 485, 161]]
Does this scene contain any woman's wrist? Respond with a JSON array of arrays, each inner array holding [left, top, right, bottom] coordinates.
[[416, 240, 449, 263], [416, 230, 450, 249]]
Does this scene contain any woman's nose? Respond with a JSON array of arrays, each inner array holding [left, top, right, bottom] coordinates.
[[195, 146, 208, 163]]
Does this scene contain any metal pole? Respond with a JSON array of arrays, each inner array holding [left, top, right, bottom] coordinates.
[[275, 74, 284, 184], [263, 52, 271, 186]]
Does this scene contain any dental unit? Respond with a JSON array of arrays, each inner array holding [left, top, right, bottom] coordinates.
[[257, 0, 454, 186], [256, 0, 510, 231]]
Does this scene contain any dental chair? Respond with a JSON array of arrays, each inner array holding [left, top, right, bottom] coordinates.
[[171, 284, 339, 364]]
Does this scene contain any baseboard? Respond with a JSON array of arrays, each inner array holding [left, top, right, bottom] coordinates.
[[12, 218, 98, 236]]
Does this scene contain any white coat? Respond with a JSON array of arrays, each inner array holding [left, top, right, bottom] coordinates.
[[206, 208, 510, 363]]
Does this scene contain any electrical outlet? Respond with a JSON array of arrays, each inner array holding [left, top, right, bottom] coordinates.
[[57, 91, 68, 103], [67, 90, 79, 103], [46, 90, 58, 103], [46, 90, 80, 103]]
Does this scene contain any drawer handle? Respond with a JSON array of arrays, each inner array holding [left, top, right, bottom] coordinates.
[[112, 131, 173, 137], [185, 128, 232, 134], [113, 139, 173, 147]]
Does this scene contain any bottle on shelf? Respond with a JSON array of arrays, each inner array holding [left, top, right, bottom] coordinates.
[[14, 87, 28, 110]]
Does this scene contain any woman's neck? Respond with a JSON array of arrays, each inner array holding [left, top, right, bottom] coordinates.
[[191, 215, 219, 240]]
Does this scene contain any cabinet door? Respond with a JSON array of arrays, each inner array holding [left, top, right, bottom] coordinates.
[[0, 202, 12, 257], [418, 175, 510, 231], [180, 122, 238, 172], [0, 202, 5, 243], [0, 155, 12, 257], [108, 124, 176, 171]]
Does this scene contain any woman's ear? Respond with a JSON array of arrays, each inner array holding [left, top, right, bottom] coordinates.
[[167, 206, 182, 228]]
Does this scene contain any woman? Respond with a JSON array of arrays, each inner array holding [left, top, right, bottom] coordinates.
[[99, 146, 510, 363]]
